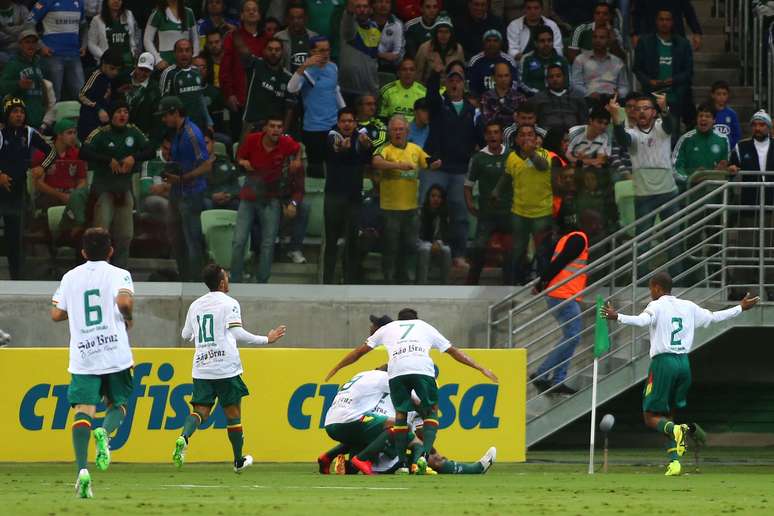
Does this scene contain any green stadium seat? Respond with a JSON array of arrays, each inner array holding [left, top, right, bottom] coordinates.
[[47, 205, 66, 240], [55, 101, 80, 122], [201, 209, 251, 268], [614, 179, 635, 237]]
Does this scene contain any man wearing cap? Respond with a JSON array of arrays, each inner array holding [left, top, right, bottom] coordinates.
[[78, 47, 124, 141], [467, 29, 518, 100], [0, 29, 47, 130], [124, 52, 163, 147], [158, 95, 211, 281], [160, 38, 213, 135], [453, 0, 506, 59], [80, 100, 154, 268], [0, 96, 55, 279]]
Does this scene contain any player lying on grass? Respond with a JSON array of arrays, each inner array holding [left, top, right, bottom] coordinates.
[[51, 228, 136, 499], [173, 264, 287, 472], [603, 271, 759, 476], [325, 308, 498, 474]]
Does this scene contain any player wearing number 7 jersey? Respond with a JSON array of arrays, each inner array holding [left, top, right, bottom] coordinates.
[[325, 307, 498, 474], [603, 271, 759, 476], [174, 264, 287, 473], [51, 228, 136, 499]]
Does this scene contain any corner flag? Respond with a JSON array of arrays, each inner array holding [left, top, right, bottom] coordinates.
[[594, 296, 610, 358]]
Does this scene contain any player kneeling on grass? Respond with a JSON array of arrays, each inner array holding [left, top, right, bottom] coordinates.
[[51, 228, 136, 499], [603, 271, 759, 476], [325, 308, 498, 475], [174, 264, 287, 472]]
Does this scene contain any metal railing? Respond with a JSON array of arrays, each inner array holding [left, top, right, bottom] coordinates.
[[726, 0, 773, 108], [487, 175, 774, 422]]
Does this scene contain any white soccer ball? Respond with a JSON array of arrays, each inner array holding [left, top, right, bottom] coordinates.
[[599, 414, 615, 433]]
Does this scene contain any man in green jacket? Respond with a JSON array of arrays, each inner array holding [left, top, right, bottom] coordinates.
[[518, 26, 569, 96], [80, 100, 155, 268], [0, 29, 47, 130], [124, 52, 163, 147], [672, 102, 730, 185]]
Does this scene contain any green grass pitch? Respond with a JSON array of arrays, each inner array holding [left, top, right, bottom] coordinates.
[[3, 449, 774, 515]]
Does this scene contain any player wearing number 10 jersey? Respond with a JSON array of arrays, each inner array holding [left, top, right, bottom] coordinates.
[[51, 228, 136, 499], [174, 264, 287, 473], [603, 271, 759, 476]]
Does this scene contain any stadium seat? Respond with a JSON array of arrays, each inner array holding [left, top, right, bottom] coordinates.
[[54, 101, 80, 122], [201, 209, 251, 268], [47, 205, 66, 240], [614, 180, 635, 237]]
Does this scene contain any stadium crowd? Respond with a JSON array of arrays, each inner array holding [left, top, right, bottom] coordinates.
[[0, 0, 764, 285]]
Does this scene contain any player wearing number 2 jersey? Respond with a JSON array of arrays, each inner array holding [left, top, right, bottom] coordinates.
[[51, 228, 135, 499], [325, 308, 498, 475], [173, 264, 287, 473], [603, 271, 759, 476]]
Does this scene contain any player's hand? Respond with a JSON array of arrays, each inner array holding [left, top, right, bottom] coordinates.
[[740, 292, 760, 311], [481, 368, 498, 383], [601, 301, 618, 320], [267, 325, 287, 343]]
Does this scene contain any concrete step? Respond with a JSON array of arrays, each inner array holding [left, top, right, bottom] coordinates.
[[697, 34, 728, 53], [698, 17, 726, 34], [693, 68, 742, 87], [693, 85, 753, 103], [693, 0, 716, 19], [694, 52, 739, 67]]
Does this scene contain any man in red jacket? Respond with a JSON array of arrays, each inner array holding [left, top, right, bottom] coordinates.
[[219, 0, 267, 137]]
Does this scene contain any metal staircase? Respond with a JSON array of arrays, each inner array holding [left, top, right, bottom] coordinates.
[[487, 176, 774, 447]]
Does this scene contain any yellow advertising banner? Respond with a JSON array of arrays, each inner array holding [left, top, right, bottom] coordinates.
[[1, 348, 525, 463]]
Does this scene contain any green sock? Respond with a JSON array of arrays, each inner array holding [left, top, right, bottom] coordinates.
[[666, 438, 679, 461], [226, 418, 243, 462], [355, 430, 390, 462], [656, 418, 674, 436], [72, 412, 92, 472], [438, 459, 485, 474], [182, 412, 202, 439], [390, 418, 410, 466], [102, 405, 126, 436], [421, 411, 440, 455], [408, 442, 423, 466]]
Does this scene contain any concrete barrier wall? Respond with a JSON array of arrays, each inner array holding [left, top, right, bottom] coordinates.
[[0, 281, 513, 349]]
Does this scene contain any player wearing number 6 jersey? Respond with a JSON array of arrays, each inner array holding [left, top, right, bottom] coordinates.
[[603, 271, 759, 476], [51, 228, 136, 499], [174, 264, 287, 473], [325, 307, 498, 474]]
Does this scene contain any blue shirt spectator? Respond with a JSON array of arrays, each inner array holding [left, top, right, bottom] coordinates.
[[170, 117, 209, 196], [31, 0, 84, 57]]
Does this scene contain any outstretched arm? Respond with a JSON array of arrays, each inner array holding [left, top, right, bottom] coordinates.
[[696, 293, 759, 327], [602, 302, 652, 327], [325, 343, 372, 381], [445, 346, 498, 383], [229, 325, 286, 346]]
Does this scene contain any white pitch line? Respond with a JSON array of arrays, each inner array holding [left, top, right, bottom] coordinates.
[[159, 484, 408, 491]]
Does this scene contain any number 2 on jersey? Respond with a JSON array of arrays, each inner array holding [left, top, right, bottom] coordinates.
[[197, 313, 215, 343], [670, 317, 684, 346]]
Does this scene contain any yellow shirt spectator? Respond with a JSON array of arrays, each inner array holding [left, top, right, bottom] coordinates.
[[505, 148, 553, 218], [377, 142, 430, 211]]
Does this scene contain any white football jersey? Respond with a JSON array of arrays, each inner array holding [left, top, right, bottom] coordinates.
[[52, 261, 134, 375], [182, 291, 244, 379], [324, 370, 390, 426], [366, 319, 451, 379]]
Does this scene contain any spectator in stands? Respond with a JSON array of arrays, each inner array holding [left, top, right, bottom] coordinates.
[[263, 17, 281, 39], [202, 29, 224, 87], [570, 26, 630, 101], [404, 0, 446, 58], [77, 48, 124, 141], [633, 9, 694, 131], [287, 36, 344, 178], [144, 0, 200, 69], [673, 102, 730, 185], [453, 0, 505, 60], [519, 27, 570, 97], [395, 0, 422, 21], [0, 0, 31, 66], [0, 97, 53, 279], [566, 1, 624, 63], [372, 115, 442, 283], [87, 0, 141, 80], [373, 0, 405, 72], [378, 58, 426, 122], [632, 0, 702, 51], [417, 184, 452, 284], [31, 0, 86, 102], [503, 102, 547, 150], [125, 53, 162, 147], [424, 61, 477, 266], [480, 62, 526, 128], [196, 0, 238, 42], [542, 126, 570, 167], [306, 0, 339, 40], [219, 0, 266, 138], [0, 30, 48, 131], [566, 107, 612, 167], [408, 98, 430, 147], [32, 119, 84, 210], [507, 0, 563, 62], [465, 120, 512, 285], [356, 94, 388, 149], [467, 29, 518, 100], [711, 81, 742, 151], [192, 54, 226, 137], [339, 0, 380, 101], [80, 100, 154, 268], [608, 91, 638, 181], [160, 39, 213, 134], [414, 18, 464, 85], [532, 64, 585, 131], [275, 3, 318, 73], [492, 124, 553, 284], [323, 107, 373, 283], [233, 115, 303, 283], [203, 129, 240, 210], [158, 95, 210, 281], [239, 36, 295, 137]]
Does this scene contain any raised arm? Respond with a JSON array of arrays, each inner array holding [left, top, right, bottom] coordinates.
[[445, 346, 498, 382], [325, 343, 372, 381], [695, 293, 758, 327], [229, 325, 286, 345], [602, 301, 652, 327]]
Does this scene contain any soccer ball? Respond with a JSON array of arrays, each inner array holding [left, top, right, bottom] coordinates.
[[0, 329, 11, 347], [599, 414, 615, 433]]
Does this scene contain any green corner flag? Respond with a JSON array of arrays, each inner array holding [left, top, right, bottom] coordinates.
[[594, 295, 610, 358]]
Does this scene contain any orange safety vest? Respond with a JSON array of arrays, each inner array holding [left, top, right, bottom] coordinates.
[[546, 230, 589, 301]]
